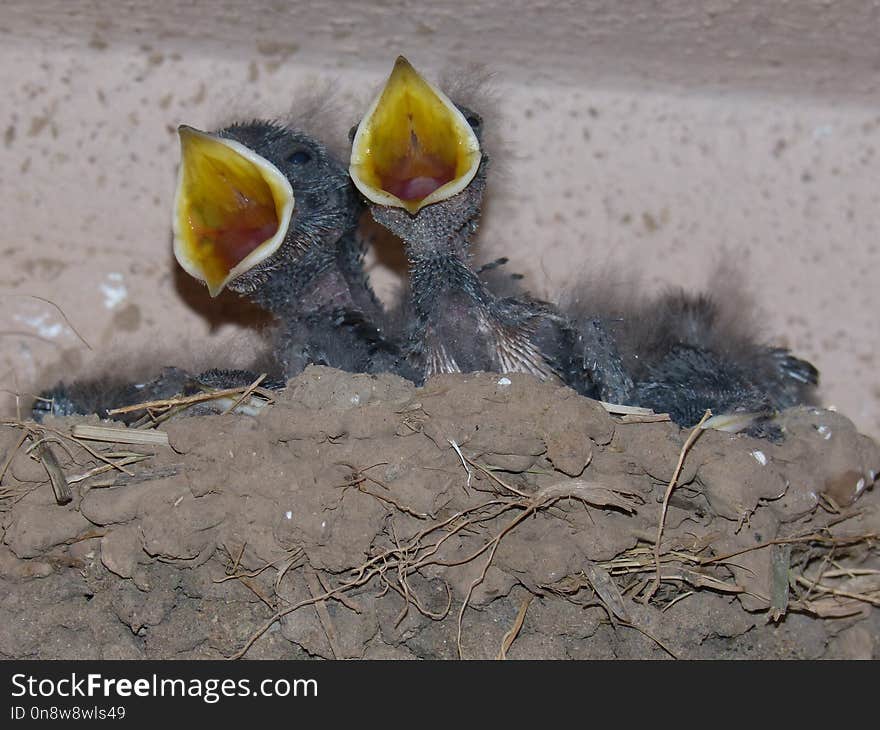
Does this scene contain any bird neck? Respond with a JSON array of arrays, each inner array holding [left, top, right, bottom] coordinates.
[[245, 234, 364, 317], [368, 168, 486, 262], [407, 248, 490, 315]]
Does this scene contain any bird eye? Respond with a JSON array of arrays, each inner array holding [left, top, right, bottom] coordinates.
[[466, 115, 481, 129], [287, 149, 312, 165]]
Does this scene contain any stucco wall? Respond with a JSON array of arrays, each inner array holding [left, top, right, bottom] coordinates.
[[1, 1, 878, 435]]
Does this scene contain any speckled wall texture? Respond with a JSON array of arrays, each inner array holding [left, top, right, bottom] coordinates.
[[1, 1, 878, 435]]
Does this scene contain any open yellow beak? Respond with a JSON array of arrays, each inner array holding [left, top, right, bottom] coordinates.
[[349, 56, 481, 215], [172, 126, 295, 296]]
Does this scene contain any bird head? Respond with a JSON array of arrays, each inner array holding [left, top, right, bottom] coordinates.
[[173, 122, 356, 297], [348, 57, 488, 249]]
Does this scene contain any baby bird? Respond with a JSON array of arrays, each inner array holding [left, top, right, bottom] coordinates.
[[32, 367, 280, 424], [563, 265, 819, 430], [174, 120, 409, 378], [616, 290, 818, 429], [348, 56, 630, 401]]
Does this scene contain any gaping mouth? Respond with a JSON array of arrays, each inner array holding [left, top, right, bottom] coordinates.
[[349, 56, 481, 215], [172, 126, 295, 296]]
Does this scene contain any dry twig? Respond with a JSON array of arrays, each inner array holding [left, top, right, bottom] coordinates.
[[644, 410, 711, 602], [497, 594, 533, 660]]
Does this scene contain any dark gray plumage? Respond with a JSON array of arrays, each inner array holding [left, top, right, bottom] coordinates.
[[373, 156, 627, 399], [562, 270, 819, 430], [32, 367, 282, 424], [614, 290, 818, 428]]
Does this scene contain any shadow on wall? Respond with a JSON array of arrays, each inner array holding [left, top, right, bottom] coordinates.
[[171, 249, 273, 333]]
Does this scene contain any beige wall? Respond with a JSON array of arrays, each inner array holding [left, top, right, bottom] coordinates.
[[1, 1, 878, 435]]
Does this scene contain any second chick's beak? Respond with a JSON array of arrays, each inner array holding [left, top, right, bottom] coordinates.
[[173, 126, 295, 296], [349, 56, 481, 214]]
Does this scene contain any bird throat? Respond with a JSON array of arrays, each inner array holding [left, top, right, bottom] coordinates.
[[187, 191, 280, 276], [378, 128, 456, 202]]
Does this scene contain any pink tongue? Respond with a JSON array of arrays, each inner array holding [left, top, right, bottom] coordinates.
[[389, 176, 445, 201], [216, 220, 279, 269]]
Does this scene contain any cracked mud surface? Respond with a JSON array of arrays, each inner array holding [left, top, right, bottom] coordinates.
[[2, 367, 878, 659]]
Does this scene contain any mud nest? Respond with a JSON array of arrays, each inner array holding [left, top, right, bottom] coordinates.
[[1, 366, 878, 659]]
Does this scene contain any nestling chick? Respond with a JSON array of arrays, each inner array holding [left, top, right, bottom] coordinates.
[[32, 367, 280, 424], [174, 120, 410, 378], [349, 56, 629, 400], [621, 290, 818, 430], [564, 272, 819, 430]]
